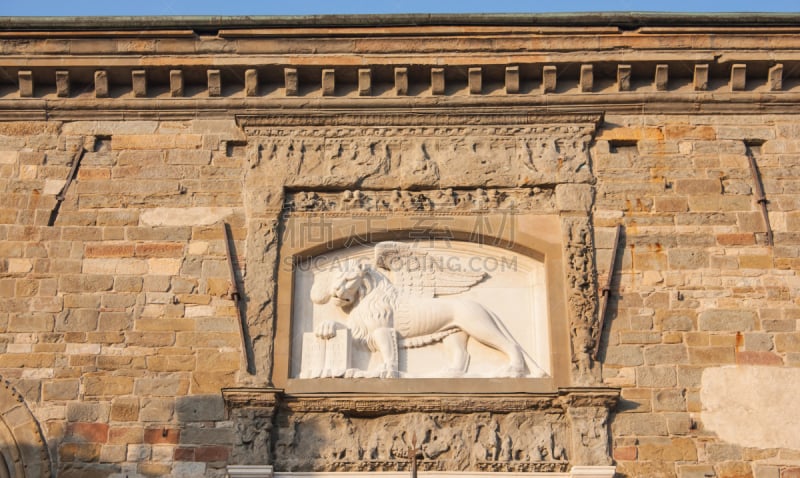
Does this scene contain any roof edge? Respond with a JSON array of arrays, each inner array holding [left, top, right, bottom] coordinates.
[[1, 12, 799, 31]]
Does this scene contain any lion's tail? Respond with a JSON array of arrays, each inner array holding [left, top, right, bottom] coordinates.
[[399, 329, 459, 349]]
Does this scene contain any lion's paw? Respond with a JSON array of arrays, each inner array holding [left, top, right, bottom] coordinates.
[[315, 320, 338, 340], [379, 369, 399, 379]]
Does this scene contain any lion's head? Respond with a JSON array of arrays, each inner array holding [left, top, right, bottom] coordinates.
[[310, 259, 371, 309]]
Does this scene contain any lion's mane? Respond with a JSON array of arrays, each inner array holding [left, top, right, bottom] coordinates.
[[343, 268, 399, 350]]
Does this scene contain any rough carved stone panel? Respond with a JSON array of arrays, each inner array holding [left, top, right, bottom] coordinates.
[[274, 411, 569, 473], [223, 389, 619, 473], [240, 112, 600, 192], [284, 187, 555, 214]]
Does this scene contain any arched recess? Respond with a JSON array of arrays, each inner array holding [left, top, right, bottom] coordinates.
[[0, 378, 51, 478]]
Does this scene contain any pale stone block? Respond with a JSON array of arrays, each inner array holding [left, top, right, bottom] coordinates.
[[542, 65, 557, 92], [394, 67, 408, 95], [617, 64, 631, 91], [18, 70, 33, 98], [19, 164, 39, 179], [99, 445, 127, 463], [0, 151, 18, 164], [126, 444, 151, 462], [139, 398, 173, 422], [655, 64, 668, 91], [693, 64, 708, 91], [117, 259, 149, 275], [731, 64, 746, 91], [754, 465, 780, 478], [468, 67, 482, 94], [321, 69, 335, 96], [284, 68, 298, 96], [698, 309, 756, 331], [637, 366, 677, 387], [207, 69, 221, 97], [580, 64, 593, 92], [7, 258, 32, 273], [82, 258, 118, 274], [6, 344, 32, 353], [148, 258, 182, 276], [185, 305, 214, 318], [187, 241, 209, 255], [768, 64, 783, 91], [556, 184, 593, 212], [431, 67, 445, 95], [505, 65, 519, 94], [56, 70, 70, 97], [94, 70, 109, 98], [169, 70, 183, 97], [132, 70, 147, 97], [358, 68, 371, 96], [702, 366, 800, 449], [139, 207, 233, 226], [66, 343, 101, 355], [151, 444, 174, 462], [244, 69, 258, 96]]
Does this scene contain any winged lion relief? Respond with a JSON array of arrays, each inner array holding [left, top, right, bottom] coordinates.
[[301, 241, 548, 380]]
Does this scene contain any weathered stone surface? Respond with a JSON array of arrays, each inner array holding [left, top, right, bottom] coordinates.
[[2, 15, 800, 478]]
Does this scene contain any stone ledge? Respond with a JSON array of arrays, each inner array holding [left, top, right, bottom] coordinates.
[[225, 467, 616, 477]]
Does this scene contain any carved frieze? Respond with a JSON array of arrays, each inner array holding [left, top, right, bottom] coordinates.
[[284, 187, 555, 215], [222, 388, 619, 472], [275, 410, 569, 473], [243, 112, 599, 191]]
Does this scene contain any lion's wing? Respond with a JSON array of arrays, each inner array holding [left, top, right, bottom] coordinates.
[[374, 241, 485, 297]]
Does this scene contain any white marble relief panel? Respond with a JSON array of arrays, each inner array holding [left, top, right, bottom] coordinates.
[[291, 240, 550, 379]]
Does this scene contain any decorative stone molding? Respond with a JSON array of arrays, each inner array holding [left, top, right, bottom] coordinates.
[[223, 388, 282, 467], [255, 110, 604, 388], [221, 388, 618, 473], [563, 216, 601, 385], [227, 465, 274, 478], [267, 470, 615, 478], [284, 188, 556, 215]]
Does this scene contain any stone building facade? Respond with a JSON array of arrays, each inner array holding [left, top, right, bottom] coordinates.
[[0, 13, 798, 478]]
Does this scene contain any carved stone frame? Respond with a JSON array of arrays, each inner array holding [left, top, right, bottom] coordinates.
[[273, 212, 571, 393], [231, 110, 617, 473]]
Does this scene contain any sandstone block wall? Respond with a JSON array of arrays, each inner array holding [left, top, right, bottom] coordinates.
[[594, 116, 800, 478], [0, 120, 249, 477], [0, 14, 799, 478]]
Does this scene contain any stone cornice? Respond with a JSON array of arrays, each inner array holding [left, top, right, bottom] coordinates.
[[0, 19, 797, 116], [1, 13, 800, 31]]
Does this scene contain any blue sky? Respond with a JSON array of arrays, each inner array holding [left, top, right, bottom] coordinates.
[[1, 0, 798, 16]]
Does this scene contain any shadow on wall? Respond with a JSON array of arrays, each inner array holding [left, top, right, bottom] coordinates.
[[0, 379, 236, 478]]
